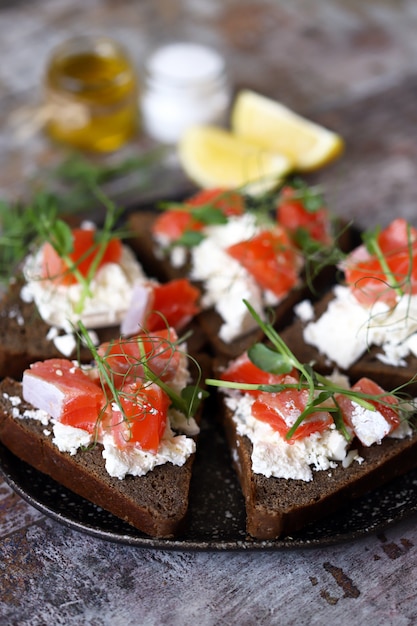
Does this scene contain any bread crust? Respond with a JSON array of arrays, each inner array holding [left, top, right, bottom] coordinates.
[[0, 378, 195, 538], [0, 273, 208, 380], [221, 404, 417, 540], [0, 280, 121, 379], [128, 211, 187, 282]]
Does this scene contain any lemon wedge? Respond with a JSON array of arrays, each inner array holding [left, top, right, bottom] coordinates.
[[178, 125, 292, 194], [231, 90, 344, 171]]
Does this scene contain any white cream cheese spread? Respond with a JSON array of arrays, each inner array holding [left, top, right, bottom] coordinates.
[[6, 390, 197, 480], [301, 285, 417, 369], [224, 391, 352, 481], [21, 245, 146, 330], [189, 213, 280, 343], [101, 425, 195, 479], [223, 384, 411, 481]]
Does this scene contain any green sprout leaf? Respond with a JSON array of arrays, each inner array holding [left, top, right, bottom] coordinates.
[[174, 230, 206, 249], [190, 204, 228, 226], [48, 220, 74, 256], [206, 299, 414, 442], [287, 177, 325, 213], [248, 343, 293, 375], [77, 322, 208, 425], [362, 226, 406, 299]]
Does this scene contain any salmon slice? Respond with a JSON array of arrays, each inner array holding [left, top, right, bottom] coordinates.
[[22, 358, 105, 433]]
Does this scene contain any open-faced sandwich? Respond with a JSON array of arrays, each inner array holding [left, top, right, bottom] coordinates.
[[0, 325, 207, 538], [281, 217, 417, 394], [1, 173, 417, 543], [0, 193, 203, 380], [208, 302, 417, 539], [128, 181, 349, 359]]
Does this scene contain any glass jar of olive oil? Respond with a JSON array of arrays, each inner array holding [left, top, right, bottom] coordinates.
[[44, 36, 138, 152]]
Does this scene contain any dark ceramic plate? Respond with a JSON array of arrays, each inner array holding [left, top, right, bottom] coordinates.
[[1, 197, 417, 550], [1, 411, 417, 551]]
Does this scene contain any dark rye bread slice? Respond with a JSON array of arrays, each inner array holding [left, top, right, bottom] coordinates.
[[127, 210, 355, 285], [196, 283, 311, 360], [280, 289, 417, 395], [127, 210, 345, 360], [0, 280, 119, 380], [0, 377, 197, 538], [128, 211, 263, 358], [221, 402, 417, 540], [128, 211, 186, 282], [0, 278, 208, 380]]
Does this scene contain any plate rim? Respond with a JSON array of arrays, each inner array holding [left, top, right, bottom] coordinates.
[[2, 441, 417, 552], [1, 199, 417, 550]]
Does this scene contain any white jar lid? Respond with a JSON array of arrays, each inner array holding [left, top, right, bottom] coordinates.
[[145, 42, 226, 85]]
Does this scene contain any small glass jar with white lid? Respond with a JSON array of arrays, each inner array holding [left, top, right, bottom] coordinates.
[[140, 42, 231, 144]]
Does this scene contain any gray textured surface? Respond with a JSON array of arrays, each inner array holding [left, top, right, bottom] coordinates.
[[1, 1, 417, 624], [2, 484, 417, 625]]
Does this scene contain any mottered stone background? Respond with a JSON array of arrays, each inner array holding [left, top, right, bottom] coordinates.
[[1, 0, 417, 229], [2, 475, 417, 625], [1, 1, 417, 624]]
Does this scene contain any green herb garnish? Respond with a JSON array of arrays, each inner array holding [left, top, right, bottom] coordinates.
[[172, 230, 205, 249], [77, 322, 208, 424], [362, 225, 411, 300], [0, 145, 163, 283], [299, 221, 351, 292], [206, 300, 414, 440], [0, 182, 131, 316], [43, 148, 164, 214], [0, 191, 66, 282], [284, 177, 325, 213], [53, 151, 159, 187]]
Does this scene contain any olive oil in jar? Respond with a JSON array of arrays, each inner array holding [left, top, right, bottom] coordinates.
[[44, 36, 138, 152]]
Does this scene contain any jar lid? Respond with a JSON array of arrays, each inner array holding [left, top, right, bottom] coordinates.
[[145, 42, 226, 86]]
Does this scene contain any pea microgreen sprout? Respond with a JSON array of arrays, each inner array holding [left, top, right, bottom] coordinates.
[[0, 184, 129, 315], [75, 322, 125, 421], [285, 177, 325, 213], [70, 186, 128, 314], [77, 321, 208, 430], [53, 150, 161, 188], [39, 188, 126, 314], [0, 192, 54, 282], [43, 146, 165, 213], [134, 333, 208, 419], [156, 191, 232, 251], [362, 225, 412, 301], [188, 203, 229, 226], [206, 299, 414, 441], [297, 229, 348, 298]]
